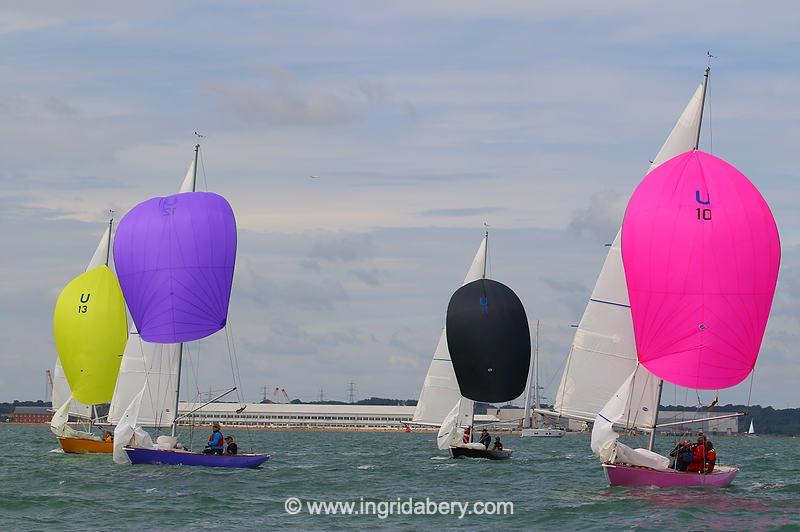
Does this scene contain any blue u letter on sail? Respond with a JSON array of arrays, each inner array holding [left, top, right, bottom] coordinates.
[[479, 296, 489, 316], [695, 190, 710, 205]]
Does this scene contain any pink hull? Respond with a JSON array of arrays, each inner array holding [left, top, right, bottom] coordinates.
[[603, 463, 738, 488]]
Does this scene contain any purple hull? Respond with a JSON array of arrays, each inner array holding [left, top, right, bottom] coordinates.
[[603, 463, 738, 488], [125, 448, 270, 469]]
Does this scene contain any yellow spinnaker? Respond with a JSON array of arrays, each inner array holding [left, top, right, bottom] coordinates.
[[53, 265, 128, 405]]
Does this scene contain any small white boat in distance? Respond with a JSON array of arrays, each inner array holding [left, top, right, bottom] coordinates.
[[520, 321, 564, 438], [521, 427, 565, 438]]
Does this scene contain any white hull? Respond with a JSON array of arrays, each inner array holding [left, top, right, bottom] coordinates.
[[521, 428, 565, 438]]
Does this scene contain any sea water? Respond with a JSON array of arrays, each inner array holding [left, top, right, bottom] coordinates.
[[1, 425, 798, 531]]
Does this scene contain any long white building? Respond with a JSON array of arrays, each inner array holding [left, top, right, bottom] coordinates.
[[177, 403, 417, 430]]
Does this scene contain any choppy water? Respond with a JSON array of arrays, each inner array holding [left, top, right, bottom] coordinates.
[[1, 425, 798, 531]]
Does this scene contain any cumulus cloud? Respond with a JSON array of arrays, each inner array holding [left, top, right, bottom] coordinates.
[[568, 190, 627, 240], [236, 259, 348, 311], [211, 65, 369, 126]]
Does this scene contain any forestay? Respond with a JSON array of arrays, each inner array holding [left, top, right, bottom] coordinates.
[[551, 83, 706, 423]]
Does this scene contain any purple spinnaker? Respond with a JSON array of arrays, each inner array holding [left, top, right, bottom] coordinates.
[[113, 192, 237, 344]]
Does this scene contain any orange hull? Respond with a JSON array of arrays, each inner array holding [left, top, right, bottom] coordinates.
[[58, 437, 113, 454]]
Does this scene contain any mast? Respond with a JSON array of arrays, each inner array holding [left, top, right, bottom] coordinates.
[[105, 218, 113, 266], [646, 66, 707, 449], [482, 230, 488, 279], [694, 67, 710, 150], [646, 379, 664, 451], [521, 328, 536, 429], [171, 144, 199, 437], [470, 229, 488, 434], [534, 320, 541, 416]]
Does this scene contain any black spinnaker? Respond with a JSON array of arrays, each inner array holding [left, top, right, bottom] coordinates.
[[446, 278, 531, 403]]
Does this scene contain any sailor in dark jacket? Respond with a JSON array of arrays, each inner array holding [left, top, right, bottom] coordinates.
[[224, 435, 238, 455], [479, 429, 492, 449]]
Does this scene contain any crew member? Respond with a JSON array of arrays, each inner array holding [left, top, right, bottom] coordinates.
[[479, 429, 491, 450], [224, 435, 238, 455], [204, 422, 224, 455]]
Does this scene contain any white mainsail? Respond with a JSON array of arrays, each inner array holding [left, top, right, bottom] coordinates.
[[50, 224, 113, 421], [107, 325, 180, 428], [549, 83, 705, 427], [748, 420, 756, 435], [412, 236, 487, 425], [179, 157, 196, 193]]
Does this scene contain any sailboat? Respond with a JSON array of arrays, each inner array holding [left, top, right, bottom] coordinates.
[[521, 321, 565, 437], [592, 72, 780, 488], [747, 420, 757, 437], [412, 236, 480, 455], [111, 145, 270, 469], [51, 219, 128, 453], [536, 70, 710, 434], [441, 232, 531, 459]]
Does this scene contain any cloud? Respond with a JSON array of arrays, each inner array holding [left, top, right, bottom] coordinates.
[[309, 233, 375, 262], [211, 65, 367, 126], [568, 190, 627, 240], [349, 267, 382, 287], [236, 258, 348, 311], [422, 207, 505, 218]]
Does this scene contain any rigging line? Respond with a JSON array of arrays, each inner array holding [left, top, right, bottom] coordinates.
[[223, 325, 241, 404], [136, 334, 161, 430], [187, 340, 202, 400], [746, 368, 755, 407], [199, 146, 209, 192], [222, 323, 253, 449], [227, 320, 247, 408], [708, 84, 713, 154], [225, 320, 256, 451]]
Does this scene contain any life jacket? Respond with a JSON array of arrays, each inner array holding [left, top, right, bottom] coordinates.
[[463, 427, 471, 444], [208, 431, 224, 449], [705, 448, 716, 473], [686, 444, 706, 473]]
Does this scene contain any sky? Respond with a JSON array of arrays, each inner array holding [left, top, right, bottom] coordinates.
[[1, 1, 798, 407]]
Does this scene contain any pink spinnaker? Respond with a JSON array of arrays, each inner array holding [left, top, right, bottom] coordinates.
[[621, 150, 780, 390]]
